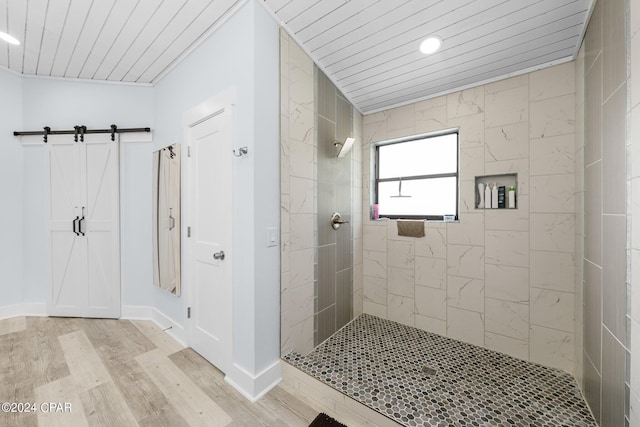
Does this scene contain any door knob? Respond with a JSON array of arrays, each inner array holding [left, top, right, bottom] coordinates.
[[331, 212, 349, 230], [213, 251, 225, 260]]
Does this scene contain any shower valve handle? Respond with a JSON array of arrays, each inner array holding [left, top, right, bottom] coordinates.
[[331, 212, 349, 230]]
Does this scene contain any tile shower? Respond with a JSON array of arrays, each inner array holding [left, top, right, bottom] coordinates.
[[279, 7, 640, 422]]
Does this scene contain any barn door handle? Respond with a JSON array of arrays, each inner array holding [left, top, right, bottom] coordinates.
[[73, 216, 80, 236], [79, 207, 86, 236]]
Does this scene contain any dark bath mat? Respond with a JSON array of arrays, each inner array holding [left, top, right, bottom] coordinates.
[[309, 412, 347, 427]]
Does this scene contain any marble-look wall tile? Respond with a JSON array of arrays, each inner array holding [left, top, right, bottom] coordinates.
[[387, 294, 415, 327], [289, 248, 315, 288], [485, 298, 529, 340], [530, 134, 576, 176], [530, 214, 575, 253], [415, 96, 447, 134], [484, 122, 529, 161], [484, 74, 528, 95], [629, 109, 640, 178], [447, 213, 484, 246], [363, 118, 387, 146], [363, 275, 386, 305], [447, 114, 485, 148], [415, 315, 446, 336], [584, 260, 603, 368], [415, 227, 447, 259], [290, 317, 315, 355], [281, 233, 290, 274], [281, 195, 290, 234], [387, 240, 415, 269], [363, 250, 387, 279], [631, 319, 640, 395], [459, 146, 485, 181], [485, 332, 529, 361], [485, 230, 529, 268], [415, 286, 446, 320], [529, 94, 576, 139], [386, 104, 416, 132], [459, 180, 477, 213], [484, 195, 529, 231], [290, 282, 315, 325], [363, 224, 387, 253], [485, 85, 528, 128], [289, 67, 314, 111], [529, 326, 574, 372], [602, 84, 627, 215], [447, 86, 484, 119], [353, 238, 363, 266], [289, 177, 314, 214], [530, 251, 575, 292], [484, 158, 529, 195], [289, 214, 314, 251], [290, 102, 314, 144], [290, 141, 314, 179], [633, 249, 640, 323], [530, 288, 575, 333], [583, 355, 602, 422], [633, 35, 640, 109], [447, 308, 485, 347], [447, 276, 484, 313], [415, 257, 447, 289], [485, 264, 529, 303], [530, 61, 576, 101], [388, 267, 414, 298], [289, 38, 313, 75], [530, 174, 576, 213], [363, 300, 387, 319], [447, 245, 484, 279]]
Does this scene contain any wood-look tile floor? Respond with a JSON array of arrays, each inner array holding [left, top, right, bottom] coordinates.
[[0, 316, 318, 427]]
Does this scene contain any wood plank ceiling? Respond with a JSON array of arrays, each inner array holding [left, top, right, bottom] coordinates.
[[264, 0, 594, 114], [0, 0, 241, 84], [0, 0, 593, 114]]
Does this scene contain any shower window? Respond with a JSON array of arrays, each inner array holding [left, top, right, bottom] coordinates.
[[374, 130, 459, 220]]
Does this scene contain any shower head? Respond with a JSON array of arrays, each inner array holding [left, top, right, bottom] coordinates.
[[335, 137, 355, 158]]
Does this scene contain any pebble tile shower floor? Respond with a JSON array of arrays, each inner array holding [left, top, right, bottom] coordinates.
[[284, 314, 596, 426]]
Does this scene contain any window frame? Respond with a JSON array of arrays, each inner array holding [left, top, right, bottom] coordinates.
[[373, 129, 460, 221]]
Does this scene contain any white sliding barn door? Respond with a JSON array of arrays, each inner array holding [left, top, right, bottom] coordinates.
[[46, 134, 120, 318], [185, 97, 234, 374]]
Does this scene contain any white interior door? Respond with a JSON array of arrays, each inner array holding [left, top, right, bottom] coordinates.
[[187, 108, 233, 374], [46, 134, 120, 318]]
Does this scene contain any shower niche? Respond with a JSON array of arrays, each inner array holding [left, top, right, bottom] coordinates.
[[152, 144, 181, 295]]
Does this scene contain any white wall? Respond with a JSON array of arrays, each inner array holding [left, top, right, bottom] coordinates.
[[3, 0, 280, 400], [153, 0, 281, 393], [0, 69, 24, 306], [19, 78, 154, 306]]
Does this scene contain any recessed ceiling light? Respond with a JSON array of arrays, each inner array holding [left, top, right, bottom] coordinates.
[[0, 31, 20, 45], [419, 36, 442, 55]]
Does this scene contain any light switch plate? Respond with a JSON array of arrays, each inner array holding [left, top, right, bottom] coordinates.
[[267, 227, 279, 247]]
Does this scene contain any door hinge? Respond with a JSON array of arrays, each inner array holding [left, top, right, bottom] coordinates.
[[187, 146, 191, 157], [187, 226, 191, 237], [187, 307, 191, 319]]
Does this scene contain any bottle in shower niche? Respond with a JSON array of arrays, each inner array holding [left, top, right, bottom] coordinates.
[[508, 186, 516, 208], [477, 182, 485, 208], [484, 183, 492, 208], [491, 183, 498, 209]]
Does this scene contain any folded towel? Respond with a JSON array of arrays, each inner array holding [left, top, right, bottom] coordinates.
[[397, 220, 425, 237]]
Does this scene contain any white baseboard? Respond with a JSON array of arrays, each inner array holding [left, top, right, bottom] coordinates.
[[225, 359, 282, 402], [121, 305, 187, 347], [0, 303, 46, 319]]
